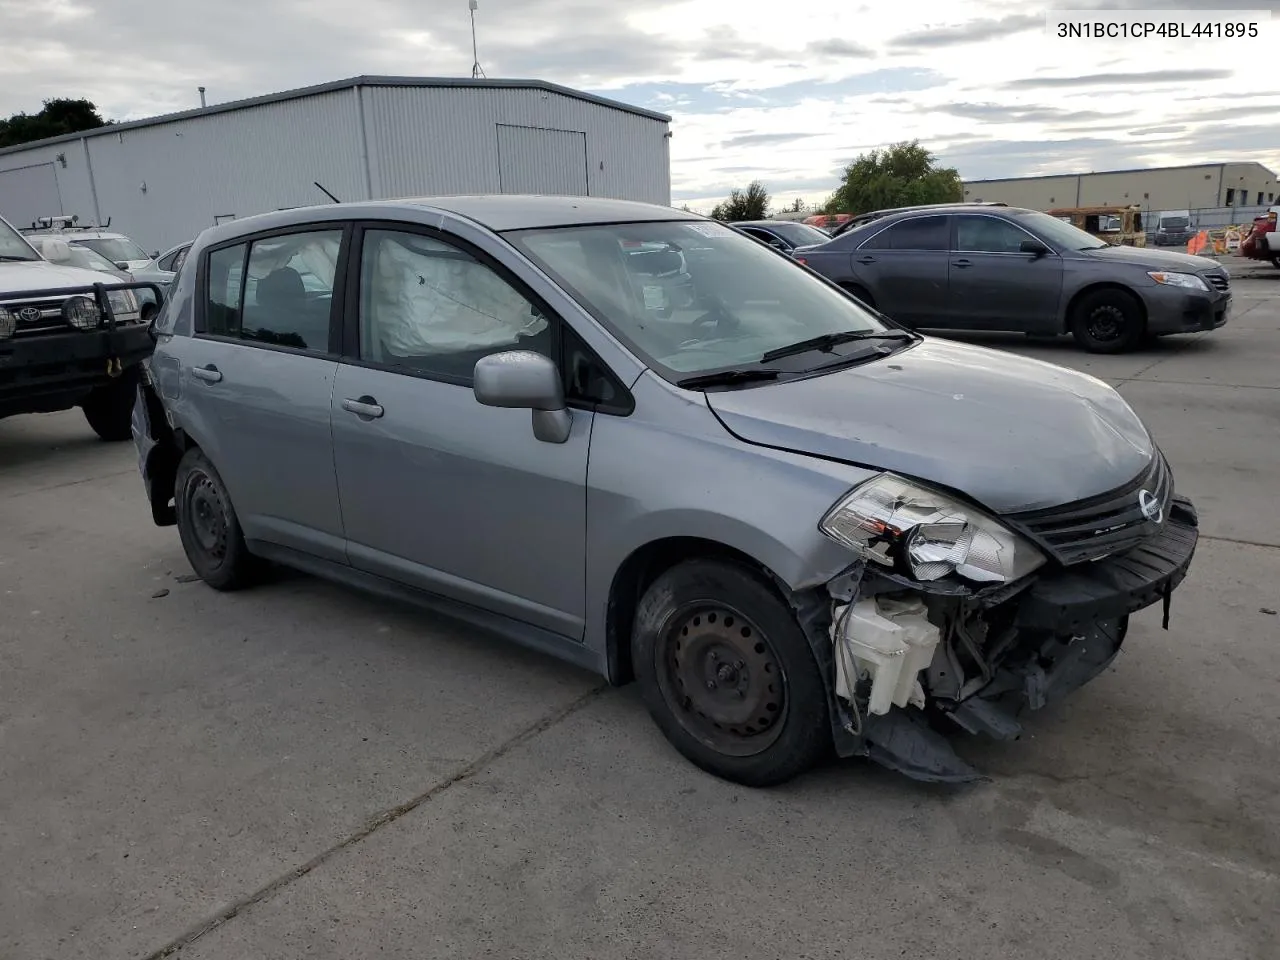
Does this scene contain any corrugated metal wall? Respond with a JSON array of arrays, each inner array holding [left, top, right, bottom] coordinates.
[[0, 162, 65, 227], [495, 125, 588, 195], [1, 82, 671, 254]]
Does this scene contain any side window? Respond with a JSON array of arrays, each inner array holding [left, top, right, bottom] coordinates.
[[238, 230, 341, 351], [205, 244, 246, 337], [955, 216, 1034, 253], [881, 215, 949, 251], [358, 229, 552, 383], [171, 246, 189, 273], [157, 250, 178, 271]]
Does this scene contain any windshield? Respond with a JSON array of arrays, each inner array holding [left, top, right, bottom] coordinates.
[[1160, 216, 1190, 229], [77, 237, 149, 262], [763, 222, 832, 246], [1015, 210, 1109, 250], [0, 218, 39, 261], [67, 245, 126, 274], [507, 220, 890, 378]]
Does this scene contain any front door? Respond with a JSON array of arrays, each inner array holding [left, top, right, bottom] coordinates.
[[847, 214, 952, 326], [330, 225, 590, 639], [179, 226, 348, 562], [946, 214, 1064, 332]]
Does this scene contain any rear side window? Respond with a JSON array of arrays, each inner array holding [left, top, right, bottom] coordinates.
[[202, 230, 340, 351], [859, 215, 949, 251]]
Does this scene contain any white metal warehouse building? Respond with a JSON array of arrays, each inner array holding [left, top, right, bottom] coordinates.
[[0, 76, 673, 254]]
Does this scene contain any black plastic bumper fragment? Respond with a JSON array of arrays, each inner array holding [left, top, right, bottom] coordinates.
[[131, 380, 178, 526], [1015, 496, 1198, 633]]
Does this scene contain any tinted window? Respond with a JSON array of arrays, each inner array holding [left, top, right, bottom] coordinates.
[[762, 222, 831, 246], [157, 249, 179, 271], [358, 229, 552, 383], [172, 246, 189, 272], [860, 215, 948, 251], [206, 245, 246, 336], [955, 216, 1034, 253]]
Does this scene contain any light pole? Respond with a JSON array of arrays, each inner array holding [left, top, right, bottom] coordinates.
[[469, 0, 485, 78]]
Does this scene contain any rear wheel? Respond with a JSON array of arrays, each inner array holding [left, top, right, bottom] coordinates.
[[1070, 288, 1145, 353], [174, 448, 259, 591], [1271, 256, 1280, 269], [82, 365, 140, 441], [632, 559, 830, 786]]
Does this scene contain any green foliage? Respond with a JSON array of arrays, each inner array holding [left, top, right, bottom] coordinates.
[[825, 141, 962, 215], [0, 98, 110, 148], [708, 180, 770, 221]]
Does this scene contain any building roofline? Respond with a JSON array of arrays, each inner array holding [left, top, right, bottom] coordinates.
[[0, 75, 672, 157], [964, 160, 1277, 185]]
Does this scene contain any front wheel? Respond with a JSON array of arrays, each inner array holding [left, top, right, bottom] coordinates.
[[632, 559, 831, 786], [82, 365, 141, 441], [174, 448, 260, 591], [1070, 288, 1145, 353], [1271, 256, 1280, 269]]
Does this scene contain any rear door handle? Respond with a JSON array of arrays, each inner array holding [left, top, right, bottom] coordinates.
[[342, 396, 384, 420], [951, 258, 972, 268], [190, 364, 222, 383]]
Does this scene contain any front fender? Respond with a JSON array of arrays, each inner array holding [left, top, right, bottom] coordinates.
[[131, 378, 178, 526]]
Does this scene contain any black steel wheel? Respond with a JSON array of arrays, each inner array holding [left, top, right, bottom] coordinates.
[[633, 559, 830, 786], [174, 447, 259, 591], [1070, 288, 1144, 353]]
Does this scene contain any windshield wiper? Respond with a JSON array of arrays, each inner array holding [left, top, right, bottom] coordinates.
[[676, 368, 782, 389], [0, 255, 37, 261], [761, 330, 913, 362]]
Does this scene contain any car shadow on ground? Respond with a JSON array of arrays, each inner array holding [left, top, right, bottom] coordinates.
[[0, 417, 102, 472]]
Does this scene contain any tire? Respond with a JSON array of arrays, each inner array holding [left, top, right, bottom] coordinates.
[[632, 559, 831, 787], [174, 447, 259, 591], [1271, 256, 1280, 269], [1070, 288, 1145, 354], [140, 303, 157, 326], [81, 364, 141, 441]]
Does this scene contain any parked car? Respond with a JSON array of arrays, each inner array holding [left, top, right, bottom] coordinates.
[[1238, 208, 1278, 268], [20, 216, 156, 271], [132, 242, 192, 297], [133, 196, 1199, 786], [26, 235, 161, 320], [793, 203, 1231, 352], [1046, 204, 1146, 247], [827, 202, 1009, 239], [732, 220, 832, 254], [0, 214, 158, 439], [1152, 210, 1194, 247]]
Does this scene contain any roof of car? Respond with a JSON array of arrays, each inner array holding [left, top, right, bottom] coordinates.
[[393, 195, 704, 232]]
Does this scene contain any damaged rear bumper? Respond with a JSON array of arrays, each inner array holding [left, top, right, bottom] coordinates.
[[816, 496, 1199, 783]]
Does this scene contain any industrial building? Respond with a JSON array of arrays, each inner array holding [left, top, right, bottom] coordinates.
[[0, 76, 672, 253], [963, 162, 1278, 214]]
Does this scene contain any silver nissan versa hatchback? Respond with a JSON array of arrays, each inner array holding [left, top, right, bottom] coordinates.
[[132, 196, 1199, 786]]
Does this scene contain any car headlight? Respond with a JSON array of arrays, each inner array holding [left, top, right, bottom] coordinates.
[[0, 307, 15, 340], [107, 288, 139, 319], [819, 474, 1047, 585], [1148, 271, 1208, 291]]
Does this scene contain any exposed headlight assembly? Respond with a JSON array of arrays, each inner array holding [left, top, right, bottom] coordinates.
[[819, 474, 1046, 585], [1148, 271, 1208, 291], [107, 288, 140, 321]]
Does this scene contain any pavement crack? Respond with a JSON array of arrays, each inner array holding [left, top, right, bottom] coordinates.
[[3, 468, 135, 499], [137, 682, 610, 960], [1199, 533, 1280, 551]]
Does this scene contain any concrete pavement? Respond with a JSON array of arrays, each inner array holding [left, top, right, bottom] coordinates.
[[2, 273, 1277, 960]]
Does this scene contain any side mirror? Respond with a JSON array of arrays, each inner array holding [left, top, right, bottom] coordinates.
[[1020, 239, 1050, 258], [473, 351, 571, 444], [151, 250, 160, 258], [114, 261, 129, 271]]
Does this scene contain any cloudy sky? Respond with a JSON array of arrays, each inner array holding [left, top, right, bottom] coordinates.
[[1, 0, 1276, 210]]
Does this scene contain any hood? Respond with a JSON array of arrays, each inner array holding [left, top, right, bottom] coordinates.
[[121, 259, 152, 271], [0, 258, 117, 294], [705, 338, 1154, 514], [1080, 244, 1220, 272]]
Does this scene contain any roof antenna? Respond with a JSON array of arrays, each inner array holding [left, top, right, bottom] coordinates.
[[469, 0, 486, 78], [314, 181, 341, 203]]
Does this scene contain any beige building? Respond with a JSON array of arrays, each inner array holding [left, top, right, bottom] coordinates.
[[963, 162, 1278, 212]]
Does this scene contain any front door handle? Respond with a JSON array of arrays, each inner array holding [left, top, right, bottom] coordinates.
[[342, 396, 384, 420], [856, 256, 877, 264], [951, 258, 972, 268], [191, 364, 222, 383]]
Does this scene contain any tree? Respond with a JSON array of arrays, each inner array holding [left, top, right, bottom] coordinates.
[[788, 198, 807, 213], [708, 180, 770, 221], [824, 141, 961, 215], [0, 98, 110, 149]]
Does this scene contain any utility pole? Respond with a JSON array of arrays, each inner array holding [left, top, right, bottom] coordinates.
[[198, 86, 207, 108], [469, 0, 485, 78]]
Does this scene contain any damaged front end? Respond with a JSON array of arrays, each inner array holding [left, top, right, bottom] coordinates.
[[797, 461, 1199, 783]]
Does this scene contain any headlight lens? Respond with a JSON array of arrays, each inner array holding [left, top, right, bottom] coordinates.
[[1148, 271, 1208, 291], [819, 474, 1047, 585], [107, 288, 139, 319], [0, 307, 15, 340], [63, 296, 101, 330]]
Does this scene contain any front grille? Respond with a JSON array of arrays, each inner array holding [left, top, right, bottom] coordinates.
[[1006, 453, 1173, 565], [1205, 272, 1229, 292], [0, 297, 73, 336]]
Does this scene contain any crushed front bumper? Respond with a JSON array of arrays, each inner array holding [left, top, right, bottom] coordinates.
[[811, 496, 1199, 783]]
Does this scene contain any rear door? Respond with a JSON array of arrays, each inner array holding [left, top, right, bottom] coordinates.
[[947, 214, 1063, 332], [848, 214, 951, 325], [177, 224, 349, 562]]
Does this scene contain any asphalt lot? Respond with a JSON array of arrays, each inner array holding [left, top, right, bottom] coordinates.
[[3, 264, 1278, 960]]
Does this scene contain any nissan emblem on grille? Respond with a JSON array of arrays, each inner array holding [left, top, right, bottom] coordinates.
[[18, 306, 41, 323], [1138, 489, 1163, 524]]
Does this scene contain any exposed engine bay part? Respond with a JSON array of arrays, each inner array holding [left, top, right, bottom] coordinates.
[[832, 597, 939, 716]]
